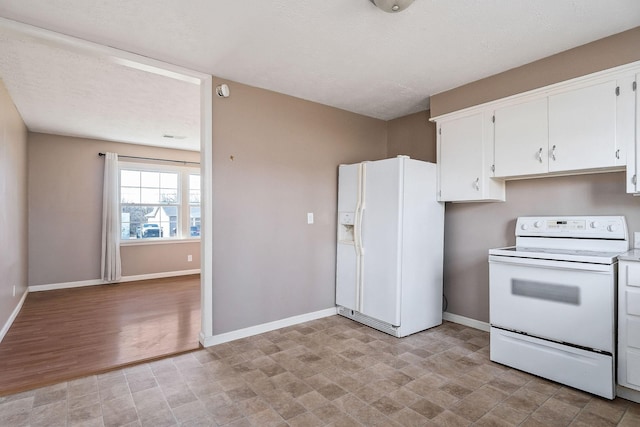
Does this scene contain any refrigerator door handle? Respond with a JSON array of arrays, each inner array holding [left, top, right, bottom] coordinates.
[[358, 163, 367, 255], [357, 207, 365, 254], [354, 162, 367, 312], [354, 165, 363, 257]]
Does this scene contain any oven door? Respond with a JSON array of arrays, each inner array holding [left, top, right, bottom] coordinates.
[[489, 255, 615, 353]]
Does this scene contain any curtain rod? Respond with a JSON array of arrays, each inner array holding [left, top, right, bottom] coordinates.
[[98, 152, 200, 166]]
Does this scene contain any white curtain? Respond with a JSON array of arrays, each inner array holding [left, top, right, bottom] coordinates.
[[101, 152, 122, 282]]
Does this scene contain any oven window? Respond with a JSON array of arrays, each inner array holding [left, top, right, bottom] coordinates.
[[511, 279, 580, 305]]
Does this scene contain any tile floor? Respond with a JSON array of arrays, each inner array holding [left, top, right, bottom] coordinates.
[[0, 315, 639, 426]]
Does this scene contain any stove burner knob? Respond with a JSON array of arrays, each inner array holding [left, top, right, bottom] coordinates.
[[521, 224, 529, 230], [534, 221, 542, 228], [590, 221, 599, 229], [608, 224, 618, 232]]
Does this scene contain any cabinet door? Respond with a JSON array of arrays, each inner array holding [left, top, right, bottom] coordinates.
[[438, 113, 485, 201], [549, 80, 618, 172], [627, 74, 639, 193], [494, 98, 549, 177]]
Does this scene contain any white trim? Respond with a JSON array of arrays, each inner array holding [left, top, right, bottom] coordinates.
[[617, 385, 640, 403], [200, 76, 214, 344], [443, 312, 490, 332], [30, 279, 104, 292], [0, 289, 29, 343], [119, 269, 200, 283], [120, 238, 201, 247], [200, 307, 338, 347], [28, 269, 201, 292]]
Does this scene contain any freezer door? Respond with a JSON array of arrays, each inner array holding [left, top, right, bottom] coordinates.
[[336, 164, 360, 310], [360, 158, 402, 326]]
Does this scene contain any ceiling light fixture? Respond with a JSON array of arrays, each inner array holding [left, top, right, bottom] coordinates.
[[369, 0, 416, 13]]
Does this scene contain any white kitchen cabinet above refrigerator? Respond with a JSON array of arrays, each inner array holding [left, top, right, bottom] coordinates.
[[335, 156, 444, 337]]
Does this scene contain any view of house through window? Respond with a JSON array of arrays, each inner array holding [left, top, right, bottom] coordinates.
[[120, 163, 200, 240]]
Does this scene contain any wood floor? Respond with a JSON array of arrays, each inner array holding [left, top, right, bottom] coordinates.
[[0, 275, 201, 396]]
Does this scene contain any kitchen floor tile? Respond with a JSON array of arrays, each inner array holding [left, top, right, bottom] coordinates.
[[1, 315, 639, 426]]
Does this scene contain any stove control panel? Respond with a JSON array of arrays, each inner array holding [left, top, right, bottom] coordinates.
[[516, 216, 627, 240]]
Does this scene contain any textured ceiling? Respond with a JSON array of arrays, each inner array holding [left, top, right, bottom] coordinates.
[[0, 0, 639, 151], [0, 26, 201, 151]]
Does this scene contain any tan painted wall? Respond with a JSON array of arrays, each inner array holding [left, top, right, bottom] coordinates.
[[387, 110, 436, 162], [431, 26, 640, 117], [211, 78, 387, 334], [0, 79, 28, 329], [428, 27, 640, 323], [28, 133, 201, 286]]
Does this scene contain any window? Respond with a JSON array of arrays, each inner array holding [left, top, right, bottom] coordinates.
[[119, 163, 200, 241]]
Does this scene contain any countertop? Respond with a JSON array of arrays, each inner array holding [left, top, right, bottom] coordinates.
[[618, 249, 640, 261]]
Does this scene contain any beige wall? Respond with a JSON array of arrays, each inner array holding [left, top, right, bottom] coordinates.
[[428, 26, 640, 323], [431, 26, 640, 117], [0, 80, 28, 329], [211, 78, 387, 334], [387, 110, 436, 162], [28, 133, 201, 286]]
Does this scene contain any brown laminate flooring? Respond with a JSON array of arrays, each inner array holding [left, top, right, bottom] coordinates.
[[0, 275, 201, 396]]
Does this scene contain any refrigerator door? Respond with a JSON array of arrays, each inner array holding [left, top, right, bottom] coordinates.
[[336, 164, 360, 311], [360, 158, 403, 326]]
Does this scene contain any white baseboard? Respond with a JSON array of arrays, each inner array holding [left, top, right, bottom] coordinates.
[[119, 269, 200, 284], [0, 288, 29, 344], [28, 269, 201, 292], [617, 385, 640, 403], [443, 311, 490, 332], [200, 307, 338, 347]]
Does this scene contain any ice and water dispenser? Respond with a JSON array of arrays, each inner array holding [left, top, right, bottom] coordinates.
[[338, 212, 355, 243]]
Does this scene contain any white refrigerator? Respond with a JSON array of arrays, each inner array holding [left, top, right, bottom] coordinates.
[[336, 156, 444, 337]]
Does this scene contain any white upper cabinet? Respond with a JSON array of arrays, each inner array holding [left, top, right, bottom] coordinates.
[[432, 61, 640, 202], [494, 78, 631, 178], [437, 111, 505, 202], [548, 79, 620, 172], [494, 97, 548, 178]]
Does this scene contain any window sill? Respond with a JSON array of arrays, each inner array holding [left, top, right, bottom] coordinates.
[[120, 238, 201, 247]]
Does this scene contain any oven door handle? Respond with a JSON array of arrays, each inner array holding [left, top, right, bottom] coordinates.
[[489, 255, 613, 273]]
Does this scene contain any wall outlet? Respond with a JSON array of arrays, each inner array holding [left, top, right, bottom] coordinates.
[[187, 254, 193, 262], [12, 285, 16, 297], [307, 212, 314, 224]]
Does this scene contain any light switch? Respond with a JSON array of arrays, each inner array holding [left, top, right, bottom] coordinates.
[[307, 212, 314, 224]]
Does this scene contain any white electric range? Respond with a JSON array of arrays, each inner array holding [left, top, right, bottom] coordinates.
[[489, 216, 629, 399]]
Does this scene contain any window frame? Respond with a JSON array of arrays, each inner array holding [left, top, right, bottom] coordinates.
[[118, 161, 200, 245]]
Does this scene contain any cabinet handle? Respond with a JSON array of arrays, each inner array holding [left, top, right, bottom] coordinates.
[[633, 175, 637, 186], [551, 145, 557, 161], [537, 148, 543, 163], [616, 149, 620, 160], [474, 177, 480, 191]]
